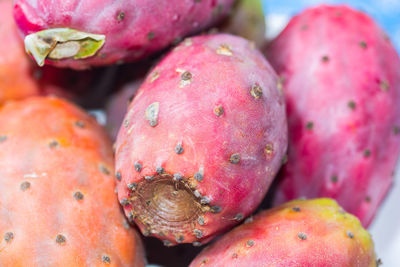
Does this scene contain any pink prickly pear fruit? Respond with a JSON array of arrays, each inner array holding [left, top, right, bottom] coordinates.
[[190, 198, 377, 267], [265, 5, 400, 227], [0, 96, 146, 266], [14, 0, 235, 69], [106, 79, 142, 140], [115, 33, 288, 246]]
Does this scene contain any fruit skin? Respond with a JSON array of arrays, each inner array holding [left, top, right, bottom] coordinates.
[[190, 198, 377, 267], [265, 5, 400, 227], [115, 33, 288, 246], [0, 97, 146, 266], [14, 0, 235, 69]]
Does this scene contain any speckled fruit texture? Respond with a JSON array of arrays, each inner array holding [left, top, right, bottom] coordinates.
[[190, 198, 377, 267], [115, 33, 288, 246], [14, 0, 234, 69], [0, 97, 145, 266], [265, 5, 400, 227]]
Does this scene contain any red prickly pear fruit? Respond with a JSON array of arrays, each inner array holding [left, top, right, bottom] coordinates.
[[190, 198, 377, 267], [115, 33, 288, 246], [0, 97, 146, 266], [265, 5, 400, 227], [14, 0, 235, 69]]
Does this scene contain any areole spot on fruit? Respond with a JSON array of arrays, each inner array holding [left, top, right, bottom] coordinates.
[[75, 120, 85, 128], [213, 105, 224, 117], [102, 255, 111, 264], [0, 135, 7, 143], [4, 232, 14, 243], [149, 71, 160, 83], [145, 102, 160, 127], [298, 232, 307, 240], [98, 164, 110, 175], [55, 234, 66, 245], [250, 84, 263, 99], [20, 181, 31, 191], [229, 153, 241, 164], [216, 44, 233, 56], [73, 191, 84, 200], [116, 11, 125, 21]]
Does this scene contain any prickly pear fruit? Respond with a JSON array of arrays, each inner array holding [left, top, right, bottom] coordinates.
[[115, 33, 288, 246], [220, 0, 266, 48], [0, 97, 146, 266], [190, 198, 377, 267], [14, 0, 235, 69], [265, 5, 400, 227]]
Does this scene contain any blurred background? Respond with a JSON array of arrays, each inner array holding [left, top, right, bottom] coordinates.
[[263, 1, 400, 266]]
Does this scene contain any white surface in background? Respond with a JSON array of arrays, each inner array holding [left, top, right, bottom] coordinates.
[[265, 14, 290, 40], [266, 15, 400, 266]]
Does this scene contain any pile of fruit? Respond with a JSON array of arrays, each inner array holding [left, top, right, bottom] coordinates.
[[1, 0, 399, 266]]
